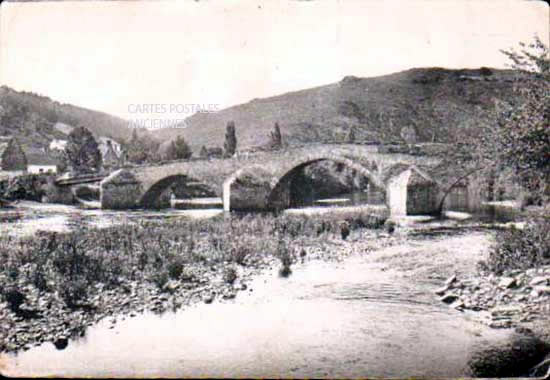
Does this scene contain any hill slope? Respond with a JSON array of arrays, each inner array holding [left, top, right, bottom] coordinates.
[[154, 67, 525, 152], [0, 86, 147, 151]]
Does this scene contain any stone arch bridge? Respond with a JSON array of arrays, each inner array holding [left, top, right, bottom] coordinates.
[[98, 144, 442, 215]]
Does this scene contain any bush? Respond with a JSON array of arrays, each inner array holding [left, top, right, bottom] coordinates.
[[166, 257, 184, 280], [2, 288, 26, 312], [222, 267, 237, 284], [482, 217, 550, 274], [30, 265, 49, 291], [151, 271, 169, 290], [276, 239, 293, 277], [59, 279, 88, 308]]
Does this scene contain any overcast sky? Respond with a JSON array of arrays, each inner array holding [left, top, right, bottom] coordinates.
[[0, 0, 548, 122]]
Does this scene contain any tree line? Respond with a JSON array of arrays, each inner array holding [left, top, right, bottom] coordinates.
[[62, 120, 284, 174]]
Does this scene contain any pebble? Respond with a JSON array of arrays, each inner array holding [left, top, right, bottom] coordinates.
[[534, 285, 550, 295], [202, 293, 215, 304], [498, 277, 517, 289], [529, 276, 549, 286], [440, 294, 459, 304], [438, 264, 550, 334], [445, 275, 457, 287]]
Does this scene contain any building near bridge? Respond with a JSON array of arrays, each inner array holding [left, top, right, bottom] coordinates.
[[98, 137, 123, 169], [98, 137, 122, 156], [26, 152, 58, 174], [49, 139, 68, 152]]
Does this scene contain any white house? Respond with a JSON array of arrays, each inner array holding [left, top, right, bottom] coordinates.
[[98, 137, 122, 156], [26, 152, 58, 174], [49, 139, 68, 151]]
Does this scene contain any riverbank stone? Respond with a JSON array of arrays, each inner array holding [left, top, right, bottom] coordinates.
[[530, 277, 549, 286], [440, 294, 459, 304], [202, 293, 215, 304], [498, 277, 517, 289]]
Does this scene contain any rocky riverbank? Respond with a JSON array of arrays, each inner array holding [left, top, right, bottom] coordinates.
[[0, 222, 397, 355], [436, 265, 550, 376], [0, 256, 277, 353], [2, 216, 549, 378]]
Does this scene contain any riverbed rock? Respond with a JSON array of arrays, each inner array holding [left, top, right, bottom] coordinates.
[[445, 275, 457, 287], [440, 293, 459, 304], [530, 277, 549, 287], [222, 289, 236, 300], [450, 300, 465, 310], [534, 286, 550, 295], [53, 336, 68, 350], [434, 286, 448, 296], [498, 277, 517, 289], [202, 293, 215, 304], [162, 280, 180, 294]]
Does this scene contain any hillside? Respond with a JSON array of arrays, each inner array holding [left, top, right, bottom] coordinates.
[[0, 86, 148, 151], [154, 67, 527, 152]]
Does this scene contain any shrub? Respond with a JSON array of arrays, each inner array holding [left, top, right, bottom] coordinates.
[[166, 257, 185, 280], [6, 264, 19, 281], [58, 279, 88, 308], [384, 220, 397, 234], [276, 239, 293, 277], [30, 265, 49, 291], [151, 271, 169, 291], [223, 267, 237, 284], [2, 288, 26, 312], [482, 217, 550, 274]]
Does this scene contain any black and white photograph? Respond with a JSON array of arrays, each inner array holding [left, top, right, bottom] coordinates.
[[0, 0, 549, 377]]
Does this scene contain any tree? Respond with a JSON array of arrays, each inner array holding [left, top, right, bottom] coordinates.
[[434, 37, 549, 213], [64, 126, 102, 173], [124, 129, 146, 164], [165, 136, 192, 160], [199, 145, 208, 159], [0, 137, 27, 171], [223, 121, 237, 158], [124, 129, 161, 164], [269, 122, 283, 150], [500, 36, 549, 75], [345, 126, 356, 144], [495, 36, 549, 203]]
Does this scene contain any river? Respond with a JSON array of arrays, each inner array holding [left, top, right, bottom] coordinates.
[[0, 201, 524, 377]]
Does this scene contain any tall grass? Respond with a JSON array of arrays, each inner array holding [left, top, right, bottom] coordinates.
[[0, 210, 387, 308]]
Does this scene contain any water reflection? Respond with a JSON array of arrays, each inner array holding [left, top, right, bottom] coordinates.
[[0, 201, 224, 237], [0, 198, 387, 237]]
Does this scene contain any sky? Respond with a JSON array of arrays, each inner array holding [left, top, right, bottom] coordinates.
[[0, 0, 548, 123]]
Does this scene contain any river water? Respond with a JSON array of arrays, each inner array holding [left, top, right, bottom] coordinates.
[[1, 201, 519, 377]]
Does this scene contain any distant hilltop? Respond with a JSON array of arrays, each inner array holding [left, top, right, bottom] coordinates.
[[0, 67, 532, 156], [0, 85, 151, 151], [153, 67, 529, 152]]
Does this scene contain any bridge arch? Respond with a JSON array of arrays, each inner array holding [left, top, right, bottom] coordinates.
[[267, 155, 385, 210], [140, 174, 215, 209]]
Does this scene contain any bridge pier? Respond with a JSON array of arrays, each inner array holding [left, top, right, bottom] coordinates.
[[223, 168, 274, 211], [42, 179, 75, 205], [386, 167, 439, 216]]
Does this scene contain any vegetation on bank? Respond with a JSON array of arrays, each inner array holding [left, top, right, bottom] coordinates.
[[0, 211, 386, 313], [482, 215, 550, 275], [0, 173, 52, 202], [479, 38, 549, 275]]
